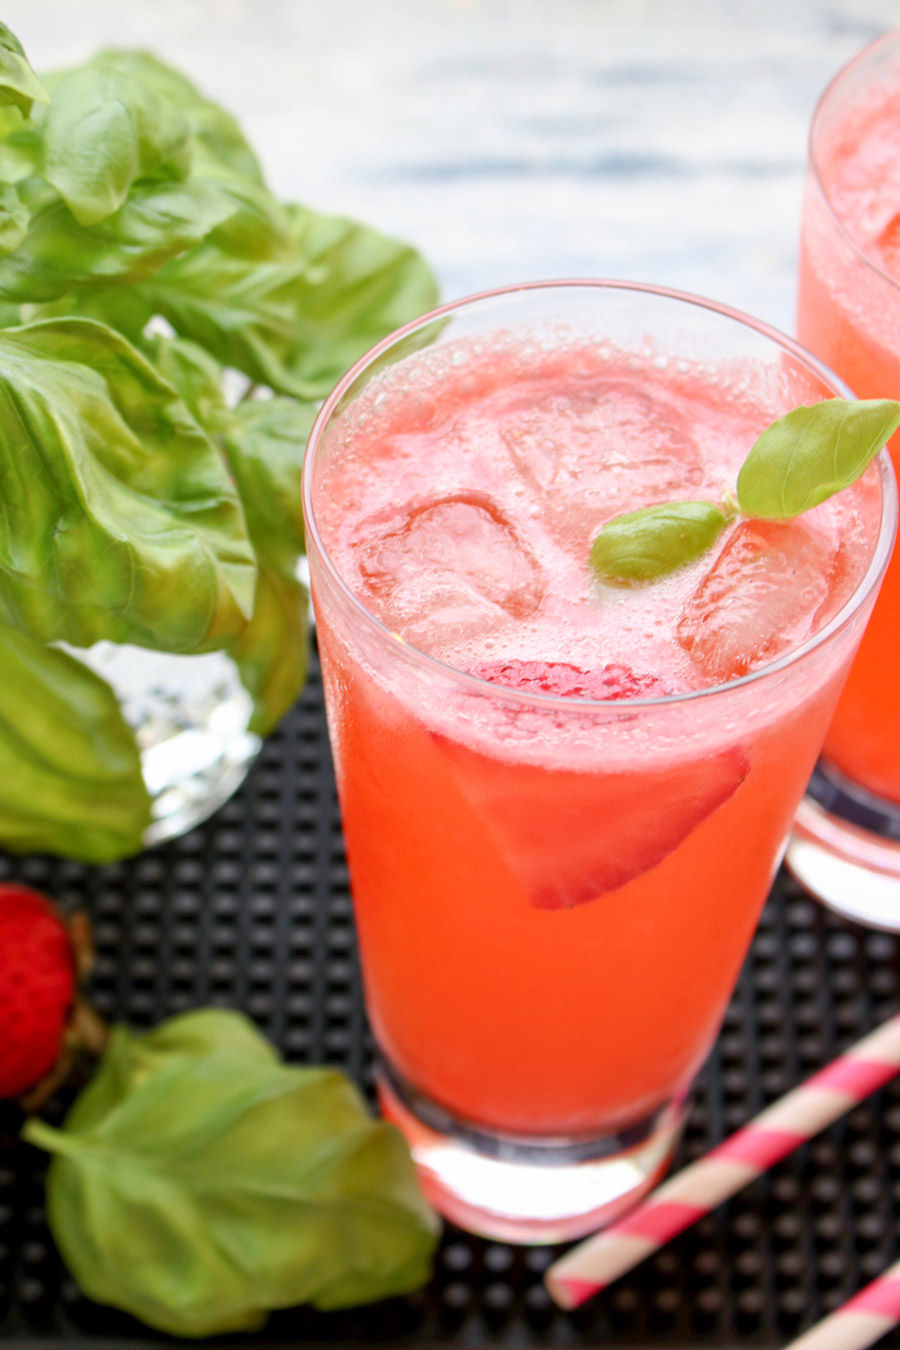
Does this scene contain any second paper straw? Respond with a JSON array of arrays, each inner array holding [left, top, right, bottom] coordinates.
[[546, 1012, 900, 1310]]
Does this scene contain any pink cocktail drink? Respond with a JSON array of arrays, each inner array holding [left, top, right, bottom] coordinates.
[[791, 31, 900, 926], [303, 283, 894, 1241]]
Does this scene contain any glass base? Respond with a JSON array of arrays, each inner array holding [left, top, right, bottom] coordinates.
[[786, 762, 900, 930], [377, 1061, 686, 1244], [74, 643, 261, 846]]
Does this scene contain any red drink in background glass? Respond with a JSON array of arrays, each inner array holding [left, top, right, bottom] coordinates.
[[789, 31, 900, 927], [303, 282, 895, 1242]]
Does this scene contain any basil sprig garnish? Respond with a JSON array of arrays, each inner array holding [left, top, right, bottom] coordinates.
[[591, 398, 900, 586]]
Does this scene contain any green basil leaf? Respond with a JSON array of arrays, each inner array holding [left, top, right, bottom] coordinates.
[[85, 49, 265, 185], [232, 563, 309, 735], [137, 243, 307, 393], [138, 206, 439, 398], [0, 104, 22, 138], [204, 176, 297, 260], [146, 333, 227, 426], [590, 500, 730, 584], [221, 396, 313, 560], [0, 179, 236, 303], [0, 23, 49, 117], [124, 1009, 279, 1074], [117, 355, 312, 733], [0, 182, 27, 256], [41, 65, 191, 225], [24, 1013, 439, 1337], [737, 397, 900, 518], [281, 203, 440, 398], [34, 284, 153, 345], [0, 119, 41, 182], [219, 397, 315, 731], [0, 317, 256, 651], [0, 624, 150, 861], [63, 1010, 277, 1134]]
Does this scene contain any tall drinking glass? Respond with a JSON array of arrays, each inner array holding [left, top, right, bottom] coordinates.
[[302, 281, 895, 1242], [788, 32, 900, 927]]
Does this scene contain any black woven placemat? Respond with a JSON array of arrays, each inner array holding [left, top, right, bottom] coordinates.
[[2, 651, 900, 1347]]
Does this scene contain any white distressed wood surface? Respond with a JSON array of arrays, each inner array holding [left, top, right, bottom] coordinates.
[[6, 0, 900, 332]]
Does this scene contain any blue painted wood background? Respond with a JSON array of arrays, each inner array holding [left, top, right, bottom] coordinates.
[[9, 3, 898, 340]]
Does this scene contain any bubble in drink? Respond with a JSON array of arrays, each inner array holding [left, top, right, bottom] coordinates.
[[676, 520, 834, 684]]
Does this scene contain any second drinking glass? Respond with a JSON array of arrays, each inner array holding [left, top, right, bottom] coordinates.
[[789, 30, 900, 927]]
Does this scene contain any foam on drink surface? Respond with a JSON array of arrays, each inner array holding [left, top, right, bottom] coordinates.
[[316, 336, 875, 698]]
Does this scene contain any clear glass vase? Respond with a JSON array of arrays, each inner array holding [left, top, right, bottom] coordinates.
[[75, 642, 261, 847]]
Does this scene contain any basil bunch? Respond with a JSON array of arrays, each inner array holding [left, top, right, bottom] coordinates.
[[24, 1010, 440, 1337], [0, 28, 437, 862]]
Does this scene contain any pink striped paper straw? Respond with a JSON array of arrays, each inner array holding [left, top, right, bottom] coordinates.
[[780, 1258, 900, 1350], [546, 1013, 900, 1310]]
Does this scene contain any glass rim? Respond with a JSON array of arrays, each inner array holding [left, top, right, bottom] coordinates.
[[301, 277, 898, 713], [808, 28, 900, 294]]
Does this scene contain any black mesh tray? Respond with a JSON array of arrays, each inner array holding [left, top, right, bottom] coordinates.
[[2, 651, 900, 1347]]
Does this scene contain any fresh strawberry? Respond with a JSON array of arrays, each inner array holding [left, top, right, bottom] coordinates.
[[0, 885, 80, 1101], [469, 658, 683, 700], [445, 660, 748, 908]]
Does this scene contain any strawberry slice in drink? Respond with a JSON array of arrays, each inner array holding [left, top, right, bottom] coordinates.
[[442, 660, 749, 909], [467, 659, 681, 702]]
